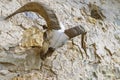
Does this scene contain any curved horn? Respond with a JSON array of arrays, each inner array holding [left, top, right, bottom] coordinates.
[[64, 25, 86, 38], [5, 2, 61, 30]]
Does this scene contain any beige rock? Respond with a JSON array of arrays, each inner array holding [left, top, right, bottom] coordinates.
[[20, 27, 44, 48], [0, 0, 120, 80], [87, 16, 97, 24], [12, 77, 25, 80]]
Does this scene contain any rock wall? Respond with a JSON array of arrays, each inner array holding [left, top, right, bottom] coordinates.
[[0, 0, 120, 80]]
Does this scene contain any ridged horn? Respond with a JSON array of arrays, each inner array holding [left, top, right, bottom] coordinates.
[[64, 25, 86, 38], [5, 2, 61, 30]]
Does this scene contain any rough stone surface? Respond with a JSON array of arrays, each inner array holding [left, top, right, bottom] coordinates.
[[0, 0, 120, 80]]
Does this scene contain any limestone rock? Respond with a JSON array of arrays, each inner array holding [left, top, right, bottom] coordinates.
[[20, 27, 44, 48], [0, 0, 120, 80]]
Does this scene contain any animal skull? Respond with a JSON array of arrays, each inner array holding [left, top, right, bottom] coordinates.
[[5, 2, 87, 60]]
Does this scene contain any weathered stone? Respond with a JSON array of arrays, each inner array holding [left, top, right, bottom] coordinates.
[[0, 47, 41, 71], [20, 27, 44, 48], [0, 70, 10, 75], [0, 0, 120, 80]]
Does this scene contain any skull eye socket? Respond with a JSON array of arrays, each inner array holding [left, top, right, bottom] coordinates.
[[42, 25, 48, 29], [43, 32, 47, 40]]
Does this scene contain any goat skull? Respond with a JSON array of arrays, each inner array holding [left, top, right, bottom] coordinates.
[[5, 2, 87, 60]]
